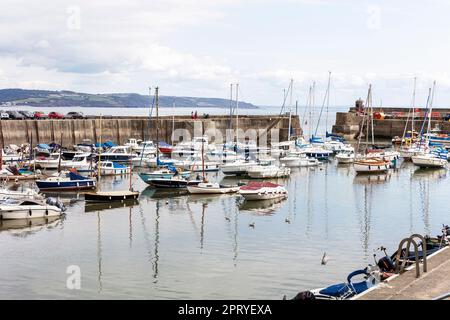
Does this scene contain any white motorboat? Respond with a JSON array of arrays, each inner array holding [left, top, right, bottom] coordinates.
[[336, 150, 355, 164], [96, 146, 136, 163], [411, 153, 447, 168], [187, 182, 239, 194], [0, 187, 42, 200], [247, 160, 291, 179], [220, 159, 258, 176], [239, 182, 288, 201], [0, 198, 65, 220], [74, 139, 95, 153], [206, 149, 239, 163], [302, 146, 333, 160], [131, 153, 156, 167], [97, 161, 131, 176], [62, 152, 94, 173], [279, 154, 302, 167], [2, 149, 23, 163], [179, 156, 220, 172], [271, 140, 296, 157], [34, 153, 64, 170], [353, 157, 390, 174], [171, 136, 215, 159], [126, 139, 157, 156], [280, 152, 320, 167]]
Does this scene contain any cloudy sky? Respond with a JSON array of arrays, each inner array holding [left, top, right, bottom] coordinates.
[[1, 0, 450, 107]]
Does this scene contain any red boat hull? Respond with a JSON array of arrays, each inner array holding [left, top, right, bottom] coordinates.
[[159, 147, 172, 154]]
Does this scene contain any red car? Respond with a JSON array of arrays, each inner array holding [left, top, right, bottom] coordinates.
[[48, 111, 64, 119], [34, 111, 48, 119]]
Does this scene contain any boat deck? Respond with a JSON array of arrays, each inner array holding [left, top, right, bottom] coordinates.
[[356, 246, 450, 300]]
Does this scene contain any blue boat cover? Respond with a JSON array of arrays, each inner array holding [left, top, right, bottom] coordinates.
[[158, 141, 171, 147], [37, 143, 51, 149], [103, 141, 117, 148], [111, 161, 126, 169], [68, 171, 91, 181], [319, 269, 370, 297]]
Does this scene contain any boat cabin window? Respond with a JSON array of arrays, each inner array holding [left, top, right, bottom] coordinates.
[[21, 201, 39, 206]]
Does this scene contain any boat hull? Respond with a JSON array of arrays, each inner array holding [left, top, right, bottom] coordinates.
[[354, 162, 389, 174], [0, 206, 61, 220], [411, 156, 447, 168], [35, 180, 96, 191], [187, 186, 239, 194], [85, 191, 139, 202]]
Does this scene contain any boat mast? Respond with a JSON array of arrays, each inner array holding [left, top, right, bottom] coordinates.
[[412, 77, 417, 135], [57, 131, 63, 173], [288, 79, 293, 141], [370, 86, 374, 146], [427, 81, 436, 137], [155, 87, 160, 164], [201, 124, 205, 181], [97, 114, 102, 178], [171, 102, 175, 145], [235, 83, 239, 145], [310, 81, 315, 139], [229, 84, 233, 130]]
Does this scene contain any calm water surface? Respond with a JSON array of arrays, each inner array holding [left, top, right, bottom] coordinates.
[[0, 161, 447, 299]]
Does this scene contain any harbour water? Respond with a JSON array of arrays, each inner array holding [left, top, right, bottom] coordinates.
[[0, 161, 447, 299]]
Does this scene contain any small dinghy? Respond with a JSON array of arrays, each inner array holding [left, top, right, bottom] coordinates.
[[0, 197, 66, 220], [238, 182, 287, 201], [187, 182, 239, 194], [35, 171, 96, 191], [84, 190, 139, 202]]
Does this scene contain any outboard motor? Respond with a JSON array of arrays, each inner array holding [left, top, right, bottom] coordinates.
[[46, 197, 66, 212], [290, 291, 316, 301]]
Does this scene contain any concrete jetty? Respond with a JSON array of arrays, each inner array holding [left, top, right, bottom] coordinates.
[[332, 106, 450, 140], [356, 247, 450, 300], [0, 114, 301, 147]]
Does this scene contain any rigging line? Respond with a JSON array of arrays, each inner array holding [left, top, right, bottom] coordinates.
[[301, 85, 311, 127], [401, 78, 417, 147], [279, 80, 293, 116], [314, 72, 331, 136], [418, 87, 432, 146]]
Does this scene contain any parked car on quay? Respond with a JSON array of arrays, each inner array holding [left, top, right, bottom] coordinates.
[[48, 111, 64, 119], [0, 111, 9, 120], [19, 110, 35, 119], [6, 110, 25, 119], [65, 111, 86, 119], [34, 111, 48, 119]]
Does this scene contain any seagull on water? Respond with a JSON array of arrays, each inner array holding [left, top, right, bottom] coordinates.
[[321, 252, 329, 265]]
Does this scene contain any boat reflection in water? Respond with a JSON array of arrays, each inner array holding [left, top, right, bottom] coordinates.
[[187, 193, 237, 204], [0, 215, 62, 236], [140, 187, 188, 199], [84, 199, 139, 212], [238, 197, 287, 215], [353, 173, 391, 185], [412, 168, 447, 181]]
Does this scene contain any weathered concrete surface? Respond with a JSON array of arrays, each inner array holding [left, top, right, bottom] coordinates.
[[0, 115, 302, 147], [357, 247, 450, 300], [332, 108, 450, 140]]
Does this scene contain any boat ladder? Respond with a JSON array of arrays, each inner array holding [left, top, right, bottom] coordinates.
[[395, 234, 428, 278]]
